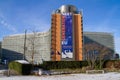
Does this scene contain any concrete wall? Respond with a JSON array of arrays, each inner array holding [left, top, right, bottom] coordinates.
[[2, 30, 51, 64]]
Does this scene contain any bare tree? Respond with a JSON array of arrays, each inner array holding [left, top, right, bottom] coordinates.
[[84, 42, 111, 69], [27, 30, 39, 64]]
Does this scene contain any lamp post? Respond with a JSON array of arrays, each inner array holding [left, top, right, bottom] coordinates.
[[23, 29, 27, 60]]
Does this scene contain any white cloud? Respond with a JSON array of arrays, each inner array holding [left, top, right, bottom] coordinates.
[[22, 15, 50, 32], [0, 18, 17, 33], [84, 24, 118, 33], [0, 10, 17, 33]]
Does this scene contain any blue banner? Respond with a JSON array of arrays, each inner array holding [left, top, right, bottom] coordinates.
[[61, 14, 73, 58]]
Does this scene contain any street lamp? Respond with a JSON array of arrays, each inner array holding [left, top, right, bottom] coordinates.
[[23, 29, 27, 60]]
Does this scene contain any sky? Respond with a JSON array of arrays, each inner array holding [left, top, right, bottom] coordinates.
[[0, 0, 120, 54]]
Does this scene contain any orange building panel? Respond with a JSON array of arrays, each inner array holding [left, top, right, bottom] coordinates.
[[51, 14, 61, 61], [73, 14, 83, 61]]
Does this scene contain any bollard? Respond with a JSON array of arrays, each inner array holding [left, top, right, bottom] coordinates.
[[38, 69, 42, 76], [7, 69, 10, 77]]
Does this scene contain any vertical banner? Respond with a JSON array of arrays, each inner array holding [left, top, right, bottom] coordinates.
[[61, 14, 73, 58]]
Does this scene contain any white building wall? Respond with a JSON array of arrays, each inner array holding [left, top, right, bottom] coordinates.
[[2, 30, 51, 64]]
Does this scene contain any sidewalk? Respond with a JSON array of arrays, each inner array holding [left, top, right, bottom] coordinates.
[[0, 72, 120, 80]]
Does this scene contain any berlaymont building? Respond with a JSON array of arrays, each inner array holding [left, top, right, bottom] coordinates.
[[0, 5, 115, 64]]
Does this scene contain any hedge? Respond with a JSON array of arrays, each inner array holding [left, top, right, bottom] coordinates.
[[9, 61, 32, 75], [40, 61, 88, 70], [40, 60, 120, 70], [103, 60, 120, 69]]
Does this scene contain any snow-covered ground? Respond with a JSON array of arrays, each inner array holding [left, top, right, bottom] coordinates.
[[0, 72, 120, 80]]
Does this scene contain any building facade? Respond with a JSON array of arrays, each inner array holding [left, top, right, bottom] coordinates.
[[51, 5, 83, 61], [2, 31, 51, 63], [83, 32, 114, 60], [1, 5, 115, 63], [1, 31, 115, 63]]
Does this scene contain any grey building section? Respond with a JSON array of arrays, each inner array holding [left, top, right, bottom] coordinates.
[[1, 31, 115, 63], [83, 32, 115, 60], [2, 30, 51, 64]]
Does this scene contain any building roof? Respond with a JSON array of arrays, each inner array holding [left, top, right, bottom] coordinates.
[[83, 32, 113, 35], [15, 60, 29, 64]]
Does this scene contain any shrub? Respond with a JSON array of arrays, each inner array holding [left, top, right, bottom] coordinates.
[[114, 60, 120, 68], [41, 61, 88, 70], [9, 61, 32, 75], [103, 60, 120, 69]]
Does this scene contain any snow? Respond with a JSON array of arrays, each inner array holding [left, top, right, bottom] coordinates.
[[0, 72, 120, 80], [15, 60, 29, 64]]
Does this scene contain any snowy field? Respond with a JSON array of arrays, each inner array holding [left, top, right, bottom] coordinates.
[[0, 72, 120, 80]]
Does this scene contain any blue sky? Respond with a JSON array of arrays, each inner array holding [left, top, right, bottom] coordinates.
[[0, 0, 120, 54]]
